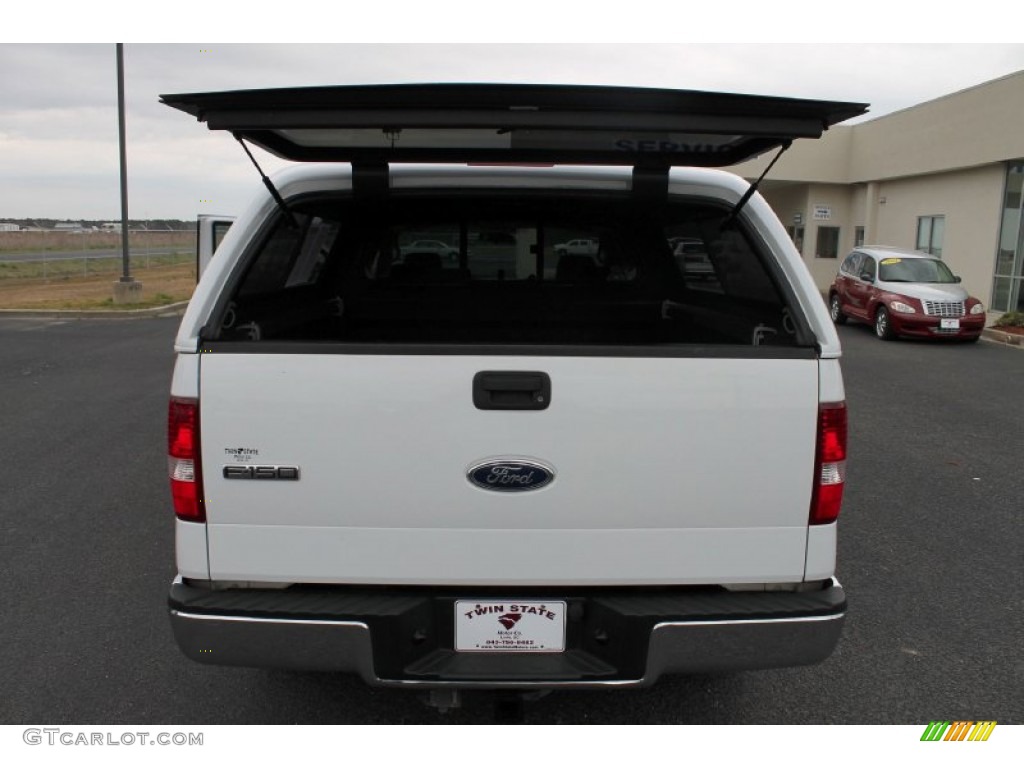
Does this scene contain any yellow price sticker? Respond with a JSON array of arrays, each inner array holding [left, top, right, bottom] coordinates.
[[880, 258, 901, 265]]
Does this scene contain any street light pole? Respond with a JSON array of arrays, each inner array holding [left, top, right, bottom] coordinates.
[[113, 43, 141, 302], [117, 43, 130, 281]]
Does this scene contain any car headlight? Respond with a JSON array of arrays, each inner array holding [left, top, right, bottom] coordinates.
[[891, 301, 916, 314], [970, 303, 985, 315]]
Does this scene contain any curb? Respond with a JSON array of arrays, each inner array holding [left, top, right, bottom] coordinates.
[[0, 301, 190, 320], [980, 327, 1024, 347]]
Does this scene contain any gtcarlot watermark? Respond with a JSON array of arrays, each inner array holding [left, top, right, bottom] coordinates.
[[23, 729, 203, 747]]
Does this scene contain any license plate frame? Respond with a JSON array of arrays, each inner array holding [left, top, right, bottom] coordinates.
[[455, 600, 567, 653]]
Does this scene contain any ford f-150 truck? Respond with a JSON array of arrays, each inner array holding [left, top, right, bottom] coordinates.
[[162, 83, 863, 705]]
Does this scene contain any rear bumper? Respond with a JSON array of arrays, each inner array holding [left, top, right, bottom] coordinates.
[[169, 577, 846, 688]]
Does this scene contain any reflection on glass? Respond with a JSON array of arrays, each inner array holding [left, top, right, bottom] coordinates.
[[916, 217, 932, 251], [916, 215, 944, 257], [992, 277, 1010, 313], [930, 217, 944, 258]]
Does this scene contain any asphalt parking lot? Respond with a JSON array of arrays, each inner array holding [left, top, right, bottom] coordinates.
[[0, 315, 1020, 724]]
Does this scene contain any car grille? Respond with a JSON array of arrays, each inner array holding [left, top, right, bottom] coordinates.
[[923, 300, 965, 317]]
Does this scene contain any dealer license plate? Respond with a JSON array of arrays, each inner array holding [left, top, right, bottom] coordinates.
[[940, 318, 960, 329], [455, 600, 566, 652]]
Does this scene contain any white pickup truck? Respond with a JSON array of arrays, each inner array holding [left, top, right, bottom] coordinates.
[[162, 84, 862, 705], [553, 238, 600, 257]]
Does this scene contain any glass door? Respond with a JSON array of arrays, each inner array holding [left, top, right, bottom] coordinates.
[[992, 163, 1024, 312]]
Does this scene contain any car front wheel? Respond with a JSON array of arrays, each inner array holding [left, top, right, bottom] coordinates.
[[874, 306, 896, 340], [829, 294, 847, 325]]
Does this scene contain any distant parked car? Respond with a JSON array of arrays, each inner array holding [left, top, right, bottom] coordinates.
[[671, 237, 714, 280], [553, 238, 599, 257], [828, 246, 985, 341], [400, 239, 459, 261]]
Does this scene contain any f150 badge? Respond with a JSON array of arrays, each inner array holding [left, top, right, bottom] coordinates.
[[223, 465, 299, 480], [467, 458, 554, 492]]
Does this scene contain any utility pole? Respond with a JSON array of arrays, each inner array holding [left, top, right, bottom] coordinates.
[[113, 43, 142, 303]]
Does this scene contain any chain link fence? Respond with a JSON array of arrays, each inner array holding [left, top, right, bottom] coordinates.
[[0, 230, 196, 281]]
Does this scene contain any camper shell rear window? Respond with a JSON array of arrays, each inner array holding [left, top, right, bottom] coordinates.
[[211, 191, 809, 350]]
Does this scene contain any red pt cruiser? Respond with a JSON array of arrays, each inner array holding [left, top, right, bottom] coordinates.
[[828, 246, 985, 341]]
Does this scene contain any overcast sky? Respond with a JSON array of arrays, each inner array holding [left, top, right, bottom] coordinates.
[[3, 40, 1024, 220]]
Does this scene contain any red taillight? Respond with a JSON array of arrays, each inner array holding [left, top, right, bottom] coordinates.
[[810, 402, 847, 525], [168, 397, 205, 522]]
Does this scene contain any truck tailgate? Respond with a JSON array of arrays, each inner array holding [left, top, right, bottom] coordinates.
[[200, 353, 817, 585]]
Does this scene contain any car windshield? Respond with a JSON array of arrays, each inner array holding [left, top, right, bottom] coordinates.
[[878, 257, 956, 283]]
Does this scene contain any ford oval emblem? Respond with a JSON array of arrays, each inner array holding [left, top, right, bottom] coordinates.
[[467, 458, 555, 493]]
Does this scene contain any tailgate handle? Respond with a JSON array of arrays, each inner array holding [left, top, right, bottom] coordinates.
[[473, 371, 551, 411]]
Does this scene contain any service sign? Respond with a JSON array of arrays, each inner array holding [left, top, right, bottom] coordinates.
[[813, 205, 832, 221], [456, 600, 567, 652]]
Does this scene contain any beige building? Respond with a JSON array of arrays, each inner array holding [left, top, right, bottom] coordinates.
[[731, 70, 1024, 314]]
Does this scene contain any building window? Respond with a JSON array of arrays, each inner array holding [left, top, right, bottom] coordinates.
[[916, 215, 945, 257], [786, 225, 805, 254], [815, 226, 840, 259], [992, 162, 1024, 313], [854, 227, 865, 247]]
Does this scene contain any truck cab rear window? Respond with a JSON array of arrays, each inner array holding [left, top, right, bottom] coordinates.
[[215, 194, 803, 348]]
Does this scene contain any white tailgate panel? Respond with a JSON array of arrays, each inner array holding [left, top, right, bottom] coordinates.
[[200, 354, 817, 585]]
